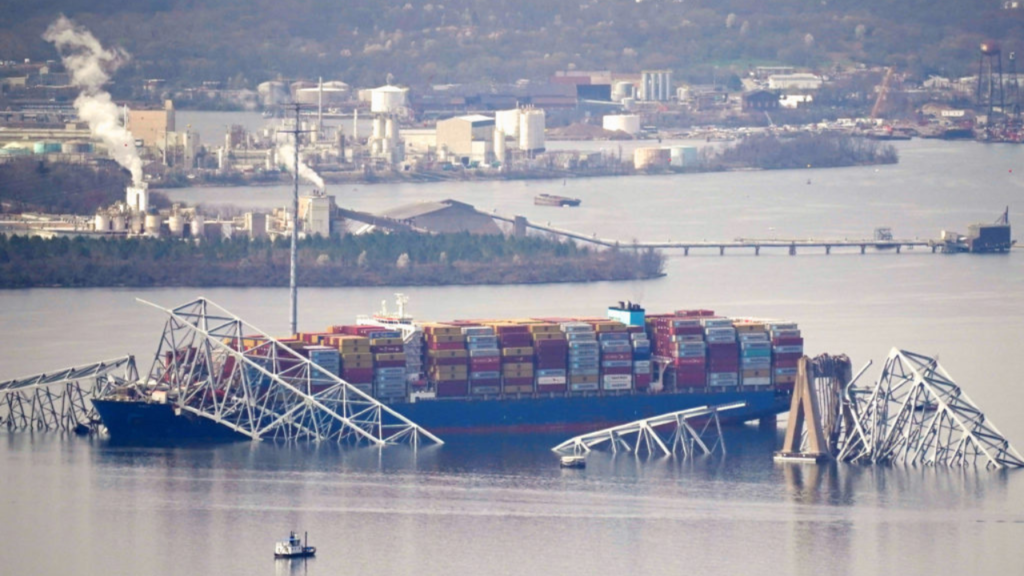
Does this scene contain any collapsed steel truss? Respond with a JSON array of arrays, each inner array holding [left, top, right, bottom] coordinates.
[[0, 356, 137, 433], [838, 349, 1023, 469], [134, 297, 442, 446], [552, 402, 746, 458]]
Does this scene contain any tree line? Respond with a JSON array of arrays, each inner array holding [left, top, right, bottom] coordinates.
[[0, 232, 666, 288]]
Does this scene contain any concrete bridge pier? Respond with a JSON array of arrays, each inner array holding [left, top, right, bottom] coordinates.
[[789, 244, 796, 256], [860, 245, 866, 254], [684, 247, 690, 256], [719, 246, 725, 256], [825, 245, 831, 255], [755, 246, 760, 256], [896, 245, 902, 254]]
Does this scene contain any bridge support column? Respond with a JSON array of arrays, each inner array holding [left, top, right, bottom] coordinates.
[[896, 245, 902, 254], [860, 245, 866, 254], [684, 247, 689, 256], [825, 245, 831, 255], [513, 216, 528, 238], [719, 246, 725, 256], [789, 245, 796, 256], [755, 246, 760, 256], [932, 245, 937, 253]]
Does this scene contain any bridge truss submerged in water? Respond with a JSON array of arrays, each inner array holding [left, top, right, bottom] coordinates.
[[779, 350, 1024, 469], [0, 356, 138, 433], [3, 298, 442, 447]]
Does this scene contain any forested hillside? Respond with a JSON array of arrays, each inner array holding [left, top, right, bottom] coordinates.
[[0, 0, 1020, 89]]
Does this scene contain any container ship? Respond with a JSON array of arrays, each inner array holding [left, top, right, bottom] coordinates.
[[93, 301, 802, 440]]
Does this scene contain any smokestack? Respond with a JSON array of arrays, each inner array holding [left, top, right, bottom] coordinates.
[[317, 76, 323, 136], [43, 16, 143, 186]]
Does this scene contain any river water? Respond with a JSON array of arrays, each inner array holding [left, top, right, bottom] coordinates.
[[2, 116, 1023, 575]]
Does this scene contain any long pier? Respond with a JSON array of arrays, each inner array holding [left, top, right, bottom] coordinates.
[[491, 213, 939, 255]]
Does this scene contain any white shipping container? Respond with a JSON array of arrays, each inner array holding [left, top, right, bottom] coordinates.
[[537, 376, 568, 385]]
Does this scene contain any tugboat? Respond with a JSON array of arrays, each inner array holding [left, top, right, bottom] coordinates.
[[274, 531, 316, 559]]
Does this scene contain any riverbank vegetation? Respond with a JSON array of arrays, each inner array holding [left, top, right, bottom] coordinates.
[[0, 159, 170, 214], [0, 232, 665, 288], [706, 133, 898, 171]]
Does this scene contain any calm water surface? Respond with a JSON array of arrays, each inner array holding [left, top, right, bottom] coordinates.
[[2, 131, 1023, 575]]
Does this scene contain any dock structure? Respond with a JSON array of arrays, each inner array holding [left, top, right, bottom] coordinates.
[[494, 213, 938, 254], [552, 401, 746, 458]]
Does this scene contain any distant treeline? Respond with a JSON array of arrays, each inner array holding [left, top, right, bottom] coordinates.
[[0, 232, 666, 288], [0, 158, 170, 214], [707, 133, 898, 171]]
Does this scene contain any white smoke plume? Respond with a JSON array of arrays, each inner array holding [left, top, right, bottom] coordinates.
[[43, 16, 143, 185], [278, 142, 326, 189]]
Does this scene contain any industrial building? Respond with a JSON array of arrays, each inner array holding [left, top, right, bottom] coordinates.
[[377, 199, 502, 235], [436, 114, 496, 164], [767, 74, 823, 91], [127, 100, 175, 147]]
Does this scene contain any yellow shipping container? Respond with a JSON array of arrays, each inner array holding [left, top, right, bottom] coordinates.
[[422, 323, 461, 336], [592, 321, 626, 332], [425, 334, 465, 344], [342, 352, 374, 363], [370, 337, 404, 346], [527, 323, 560, 333], [734, 322, 767, 333], [375, 352, 405, 362], [530, 332, 566, 341]]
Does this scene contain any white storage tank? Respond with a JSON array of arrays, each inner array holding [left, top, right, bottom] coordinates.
[[370, 85, 408, 114], [168, 214, 185, 237], [602, 114, 641, 135], [493, 129, 507, 164], [518, 109, 546, 153], [384, 118, 396, 139], [144, 214, 161, 237], [190, 214, 205, 238], [669, 146, 699, 168], [496, 109, 521, 138], [94, 213, 109, 232], [110, 214, 125, 232], [633, 147, 671, 170]]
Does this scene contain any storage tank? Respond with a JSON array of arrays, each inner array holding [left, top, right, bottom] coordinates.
[[372, 116, 385, 140], [34, 141, 61, 154], [370, 85, 408, 114], [494, 129, 507, 164], [602, 114, 641, 135], [190, 214, 205, 238], [496, 109, 521, 138], [518, 109, 546, 153], [670, 146, 699, 168], [61, 141, 93, 154], [384, 118, 396, 139], [144, 214, 161, 236], [168, 214, 185, 237], [633, 147, 671, 170], [94, 213, 109, 232], [110, 214, 125, 232], [612, 81, 634, 101]]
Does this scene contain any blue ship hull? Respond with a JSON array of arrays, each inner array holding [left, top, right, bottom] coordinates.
[[92, 390, 790, 442]]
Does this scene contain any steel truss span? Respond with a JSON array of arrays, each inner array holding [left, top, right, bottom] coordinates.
[[838, 349, 1024, 469], [135, 297, 442, 447], [551, 402, 746, 458], [0, 356, 138, 433]]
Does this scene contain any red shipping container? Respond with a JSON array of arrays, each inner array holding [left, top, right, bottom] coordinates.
[[499, 333, 533, 347], [634, 373, 652, 390], [774, 358, 799, 368], [428, 341, 465, 351], [536, 383, 567, 393], [672, 357, 705, 367], [470, 358, 501, 368], [436, 381, 468, 397], [775, 352, 803, 362], [602, 366, 632, 375], [495, 325, 530, 335]]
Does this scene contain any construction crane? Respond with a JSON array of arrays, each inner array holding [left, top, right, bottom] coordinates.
[[870, 67, 895, 120]]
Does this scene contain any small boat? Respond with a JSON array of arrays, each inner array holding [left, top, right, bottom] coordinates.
[[275, 531, 316, 559], [560, 455, 586, 469], [535, 194, 581, 207]]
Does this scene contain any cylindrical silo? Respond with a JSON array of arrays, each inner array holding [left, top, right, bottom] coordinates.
[[190, 214, 205, 238], [110, 214, 125, 232], [144, 214, 161, 237], [94, 213, 109, 232], [494, 129, 506, 163]]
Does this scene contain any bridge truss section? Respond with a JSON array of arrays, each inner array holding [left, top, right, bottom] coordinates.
[[136, 297, 443, 447], [0, 356, 138, 433], [552, 402, 746, 458], [838, 349, 1024, 469]]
